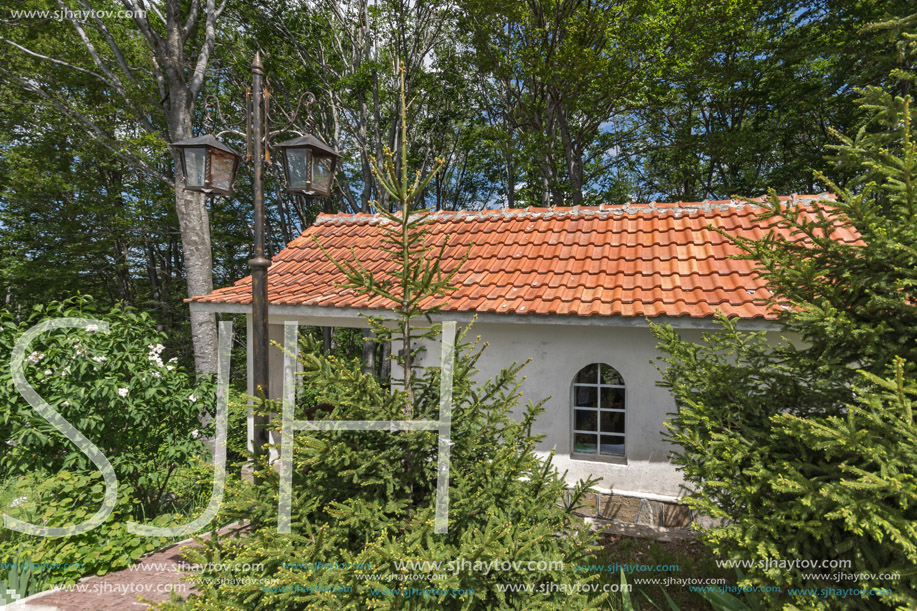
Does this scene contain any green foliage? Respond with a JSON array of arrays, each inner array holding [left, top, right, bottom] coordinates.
[[164, 330, 603, 610], [618, 568, 765, 611], [656, 330, 917, 608], [0, 296, 214, 517], [0, 295, 225, 586], [0, 469, 196, 585], [773, 359, 917, 608], [0, 546, 48, 605], [637, 0, 914, 201], [459, 0, 738, 206], [652, 22, 917, 609]]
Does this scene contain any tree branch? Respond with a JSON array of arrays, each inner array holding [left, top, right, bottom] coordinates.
[[181, 0, 201, 42], [0, 70, 173, 186], [1, 38, 107, 81], [188, 0, 217, 99], [121, 0, 167, 63], [79, 0, 145, 91]]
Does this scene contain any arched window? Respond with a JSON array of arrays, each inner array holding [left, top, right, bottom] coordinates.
[[571, 363, 625, 457]]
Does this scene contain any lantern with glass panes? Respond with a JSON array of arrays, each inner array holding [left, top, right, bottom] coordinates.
[[171, 132, 339, 199], [273, 134, 339, 198], [170, 134, 242, 196]]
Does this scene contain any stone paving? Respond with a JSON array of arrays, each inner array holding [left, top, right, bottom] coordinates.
[[6, 524, 247, 611]]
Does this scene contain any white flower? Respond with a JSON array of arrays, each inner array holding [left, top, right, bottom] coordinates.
[[92, 356, 106, 363], [9, 496, 27, 508], [166, 365, 175, 371], [118, 387, 129, 398], [168, 357, 177, 363], [27, 351, 44, 364], [61, 401, 69, 407], [191, 429, 200, 439], [44, 369, 53, 376], [148, 344, 165, 368], [188, 394, 198, 403], [150, 371, 161, 378], [86, 324, 99, 333]]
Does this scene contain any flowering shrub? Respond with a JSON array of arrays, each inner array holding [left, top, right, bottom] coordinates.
[[0, 296, 215, 517]]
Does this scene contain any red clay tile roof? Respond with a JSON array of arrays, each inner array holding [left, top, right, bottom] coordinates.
[[190, 194, 861, 319]]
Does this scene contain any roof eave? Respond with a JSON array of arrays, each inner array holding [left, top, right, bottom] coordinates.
[[188, 301, 782, 331]]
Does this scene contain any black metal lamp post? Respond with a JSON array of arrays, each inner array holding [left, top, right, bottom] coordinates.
[[171, 52, 340, 463]]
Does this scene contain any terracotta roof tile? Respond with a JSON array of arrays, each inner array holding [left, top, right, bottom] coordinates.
[[190, 195, 860, 320]]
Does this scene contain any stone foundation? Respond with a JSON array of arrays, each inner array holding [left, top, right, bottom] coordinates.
[[562, 489, 704, 538]]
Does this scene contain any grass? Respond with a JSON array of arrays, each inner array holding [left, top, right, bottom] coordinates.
[[589, 533, 732, 610]]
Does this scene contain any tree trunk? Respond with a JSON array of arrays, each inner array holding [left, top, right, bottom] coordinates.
[[504, 145, 516, 209], [361, 328, 376, 375], [557, 101, 583, 205], [380, 340, 391, 380], [170, 143, 218, 374], [539, 157, 553, 207]]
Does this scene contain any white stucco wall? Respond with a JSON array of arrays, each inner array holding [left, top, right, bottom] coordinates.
[[197, 303, 781, 501], [401, 321, 710, 499]]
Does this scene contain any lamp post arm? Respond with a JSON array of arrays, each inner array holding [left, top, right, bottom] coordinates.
[[214, 129, 247, 140]]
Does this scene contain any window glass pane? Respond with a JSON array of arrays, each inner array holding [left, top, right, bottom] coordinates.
[[312, 156, 333, 193], [575, 364, 599, 384], [573, 386, 597, 408], [574, 433, 597, 454], [600, 365, 624, 386], [285, 148, 310, 190], [601, 387, 625, 410], [600, 435, 625, 455], [574, 409, 597, 432], [210, 150, 235, 192], [600, 410, 625, 434], [183, 147, 207, 188]]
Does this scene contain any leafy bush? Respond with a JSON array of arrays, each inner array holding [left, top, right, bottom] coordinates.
[[0, 296, 214, 517], [0, 296, 224, 585], [0, 469, 197, 585]]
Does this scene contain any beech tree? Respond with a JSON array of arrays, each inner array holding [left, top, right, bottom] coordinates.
[[1, 0, 228, 372], [458, 0, 737, 207]]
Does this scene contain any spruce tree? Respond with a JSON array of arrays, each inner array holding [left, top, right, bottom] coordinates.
[[653, 13, 917, 610]]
